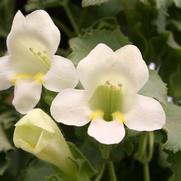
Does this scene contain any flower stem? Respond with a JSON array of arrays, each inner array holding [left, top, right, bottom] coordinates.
[[107, 161, 117, 181], [63, 1, 80, 35], [135, 132, 154, 181], [95, 163, 106, 181], [143, 162, 150, 181], [147, 132, 154, 162]]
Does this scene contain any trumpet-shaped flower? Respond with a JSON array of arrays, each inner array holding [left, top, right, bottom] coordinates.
[[13, 109, 76, 175], [51, 44, 166, 145], [0, 10, 78, 114]]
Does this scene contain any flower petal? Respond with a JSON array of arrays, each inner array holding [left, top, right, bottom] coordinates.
[[77, 43, 115, 91], [88, 119, 125, 144], [13, 80, 42, 114], [9, 10, 25, 30], [7, 10, 60, 55], [0, 56, 13, 90], [15, 109, 57, 133], [43, 55, 78, 92], [124, 95, 166, 131], [51, 89, 91, 126], [25, 10, 60, 53], [115, 45, 149, 91]]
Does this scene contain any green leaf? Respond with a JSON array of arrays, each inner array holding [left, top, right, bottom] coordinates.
[[159, 49, 181, 100], [69, 28, 130, 64], [168, 20, 181, 31], [81, 0, 109, 7], [163, 103, 181, 152], [93, 0, 123, 16], [19, 160, 55, 181], [167, 32, 181, 50], [0, 152, 11, 176], [0, 125, 13, 175], [167, 151, 181, 181], [76, 135, 102, 168], [0, 112, 17, 129], [22, 159, 90, 181], [155, 0, 172, 10], [25, 0, 62, 11], [173, 0, 181, 8], [139, 70, 167, 104], [169, 65, 181, 99], [68, 142, 97, 180], [0, 109, 18, 177], [148, 0, 181, 9], [0, 0, 14, 38], [0, 127, 12, 151], [149, 33, 169, 61], [111, 137, 134, 162]]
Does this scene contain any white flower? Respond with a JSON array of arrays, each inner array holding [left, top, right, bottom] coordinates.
[[0, 10, 78, 114], [14, 109, 76, 175], [51, 43, 166, 145]]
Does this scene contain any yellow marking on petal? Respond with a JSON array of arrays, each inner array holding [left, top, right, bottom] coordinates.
[[10, 73, 44, 84], [89, 110, 104, 121], [10, 73, 32, 85], [34, 73, 44, 84], [112, 112, 125, 123]]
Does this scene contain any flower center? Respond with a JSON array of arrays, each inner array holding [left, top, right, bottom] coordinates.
[[89, 81, 124, 122], [29, 47, 51, 70]]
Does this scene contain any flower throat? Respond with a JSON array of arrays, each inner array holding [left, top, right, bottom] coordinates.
[[89, 81, 123, 121]]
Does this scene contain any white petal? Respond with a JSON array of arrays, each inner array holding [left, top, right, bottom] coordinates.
[[13, 80, 42, 114], [25, 10, 60, 53], [115, 45, 149, 92], [124, 95, 166, 131], [43, 55, 78, 92], [88, 119, 125, 144], [9, 10, 25, 30], [0, 56, 13, 90], [51, 89, 91, 126], [77, 43, 114, 91], [7, 10, 60, 55]]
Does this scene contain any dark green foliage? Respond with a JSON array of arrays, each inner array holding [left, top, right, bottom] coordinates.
[[0, 0, 181, 180]]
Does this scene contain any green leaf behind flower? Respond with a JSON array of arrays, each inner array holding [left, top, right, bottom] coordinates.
[[139, 70, 167, 104], [69, 28, 130, 64], [167, 151, 181, 181], [68, 142, 97, 180], [0, 125, 13, 175], [164, 103, 181, 152], [82, 0, 109, 7]]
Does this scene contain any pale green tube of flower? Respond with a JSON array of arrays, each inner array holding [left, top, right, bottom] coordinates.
[[13, 108, 76, 176]]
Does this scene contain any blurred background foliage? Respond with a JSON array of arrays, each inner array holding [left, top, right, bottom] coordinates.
[[0, 0, 181, 180]]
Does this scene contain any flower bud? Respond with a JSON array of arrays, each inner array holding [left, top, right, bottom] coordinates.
[[13, 109, 76, 175]]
